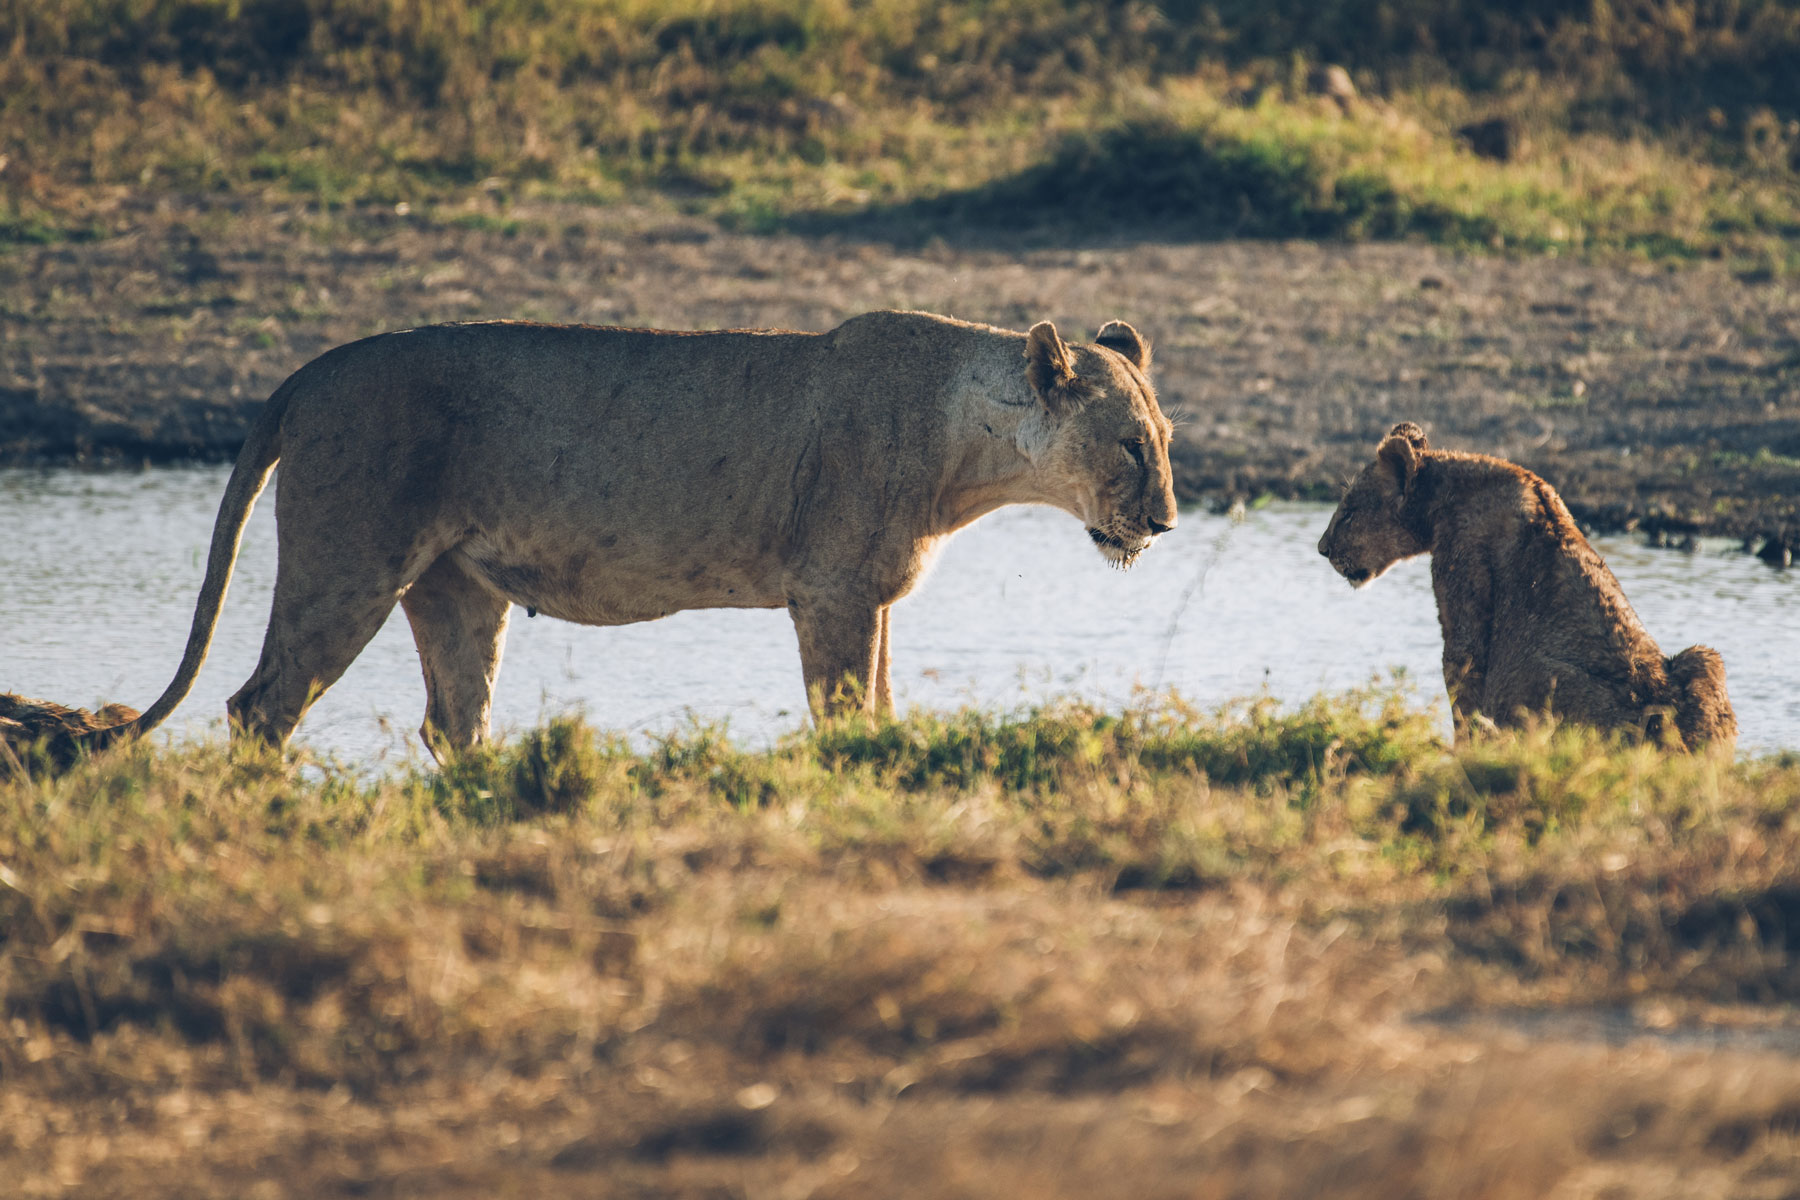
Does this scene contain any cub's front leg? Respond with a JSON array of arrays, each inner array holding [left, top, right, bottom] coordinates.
[[1433, 560, 1493, 742], [1443, 648, 1490, 742]]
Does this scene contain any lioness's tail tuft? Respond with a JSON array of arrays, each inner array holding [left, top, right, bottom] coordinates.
[[1667, 645, 1737, 752], [0, 692, 142, 775]]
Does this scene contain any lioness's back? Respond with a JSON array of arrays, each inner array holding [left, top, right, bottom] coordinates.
[[276, 321, 841, 530], [302, 320, 825, 421]]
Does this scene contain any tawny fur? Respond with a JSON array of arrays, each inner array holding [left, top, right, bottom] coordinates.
[[26, 312, 1177, 762], [0, 693, 140, 773], [1318, 423, 1736, 751]]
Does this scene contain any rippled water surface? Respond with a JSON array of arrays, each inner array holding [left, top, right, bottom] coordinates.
[[5, 465, 1798, 765]]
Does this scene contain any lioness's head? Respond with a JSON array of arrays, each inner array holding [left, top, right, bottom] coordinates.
[[1023, 320, 1178, 568], [1318, 422, 1432, 586]]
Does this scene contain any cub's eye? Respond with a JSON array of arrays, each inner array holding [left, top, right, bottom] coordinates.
[[1122, 438, 1146, 465]]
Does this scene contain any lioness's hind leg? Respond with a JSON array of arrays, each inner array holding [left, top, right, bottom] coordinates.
[[402, 553, 511, 760], [228, 548, 421, 748]]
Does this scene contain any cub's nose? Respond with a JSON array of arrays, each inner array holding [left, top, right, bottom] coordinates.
[[1148, 516, 1175, 535], [1317, 537, 1330, 557]]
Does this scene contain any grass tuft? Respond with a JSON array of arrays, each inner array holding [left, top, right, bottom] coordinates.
[[422, 715, 629, 823]]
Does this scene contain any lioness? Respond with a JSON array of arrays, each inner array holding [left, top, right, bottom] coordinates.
[[45, 311, 1176, 759], [1318, 423, 1735, 750]]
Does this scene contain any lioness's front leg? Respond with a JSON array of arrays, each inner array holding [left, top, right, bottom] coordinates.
[[874, 606, 893, 716], [789, 595, 882, 718], [402, 552, 512, 760]]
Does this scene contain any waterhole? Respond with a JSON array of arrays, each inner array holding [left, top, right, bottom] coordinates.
[[4, 466, 1796, 765]]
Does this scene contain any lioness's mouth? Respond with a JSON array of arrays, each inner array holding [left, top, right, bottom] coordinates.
[[1340, 566, 1372, 586], [1088, 527, 1150, 570]]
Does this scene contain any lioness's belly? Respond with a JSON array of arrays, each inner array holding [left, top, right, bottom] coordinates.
[[450, 535, 788, 625]]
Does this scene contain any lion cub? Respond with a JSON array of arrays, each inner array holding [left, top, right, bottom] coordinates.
[[1318, 423, 1736, 750]]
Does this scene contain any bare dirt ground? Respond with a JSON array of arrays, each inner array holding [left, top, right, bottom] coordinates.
[[4, 197, 1799, 545]]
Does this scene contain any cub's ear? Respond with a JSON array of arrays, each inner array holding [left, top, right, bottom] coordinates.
[[1376, 425, 1423, 487], [1386, 421, 1428, 451], [1024, 321, 1079, 413], [1094, 320, 1151, 371]]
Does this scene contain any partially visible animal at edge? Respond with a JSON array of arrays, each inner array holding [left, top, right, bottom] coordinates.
[[1317, 422, 1736, 751], [4, 311, 1178, 765], [0, 694, 140, 775]]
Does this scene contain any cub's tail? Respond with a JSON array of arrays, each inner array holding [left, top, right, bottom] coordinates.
[[1666, 644, 1737, 752]]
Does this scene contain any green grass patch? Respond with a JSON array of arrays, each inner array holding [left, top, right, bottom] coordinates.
[[793, 113, 1493, 243], [2, 1, 1797, 265], [0, 209, 105, 246], [2, 690, 1743, 887], [1711, 447, 1800, 473], [777, 86, 1800, 267]]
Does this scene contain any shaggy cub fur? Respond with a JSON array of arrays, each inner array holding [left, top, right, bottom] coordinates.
[[0, 692, 140, 773], [1318, 423, 1736, 751]]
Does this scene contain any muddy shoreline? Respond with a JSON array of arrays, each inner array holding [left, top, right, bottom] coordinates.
[[4, 199, 1798, 551]]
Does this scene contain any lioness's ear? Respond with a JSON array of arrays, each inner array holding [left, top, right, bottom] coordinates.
[[1094, 320, 1151, 371], [1377, 427, 1422, 488], [1024, 321, 1079, 413]]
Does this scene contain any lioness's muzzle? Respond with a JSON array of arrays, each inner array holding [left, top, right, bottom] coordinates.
[[1089, 528, 1148, 551]]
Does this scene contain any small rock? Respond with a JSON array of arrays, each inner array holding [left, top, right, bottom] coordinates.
[[1457, 117, 1526, 162], [1307, 64, 1357, 112]]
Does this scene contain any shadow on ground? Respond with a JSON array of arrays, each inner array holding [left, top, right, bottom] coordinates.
[[782, 118, 1494, 250]]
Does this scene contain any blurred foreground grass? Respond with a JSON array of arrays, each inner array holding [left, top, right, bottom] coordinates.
[[5, 692, 1800, 1194], [4, 0, 1800, 269]]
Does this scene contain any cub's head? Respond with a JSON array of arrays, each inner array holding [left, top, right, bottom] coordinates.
[[1023, 320, 1178, 568], [1318, 422, 1432, 586]]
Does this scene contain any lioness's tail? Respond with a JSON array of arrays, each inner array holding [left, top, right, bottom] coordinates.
[[1667, 644, 1737, 752], [84, 379, 294, 750]]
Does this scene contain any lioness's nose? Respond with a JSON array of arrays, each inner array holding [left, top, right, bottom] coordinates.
[[1317, 538, 1330, 557], [1148, 516, 1175, 535]]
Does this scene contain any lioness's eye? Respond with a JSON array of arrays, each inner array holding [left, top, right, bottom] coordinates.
[[1122, 438, 1145, 464]]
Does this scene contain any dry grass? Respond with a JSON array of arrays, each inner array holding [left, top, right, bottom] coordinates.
[[3, 1, 1798, 269], [4, 696, 1800, 1195]]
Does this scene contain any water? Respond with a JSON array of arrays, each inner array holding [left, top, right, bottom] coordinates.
[[4, 465, 1798, 766]]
